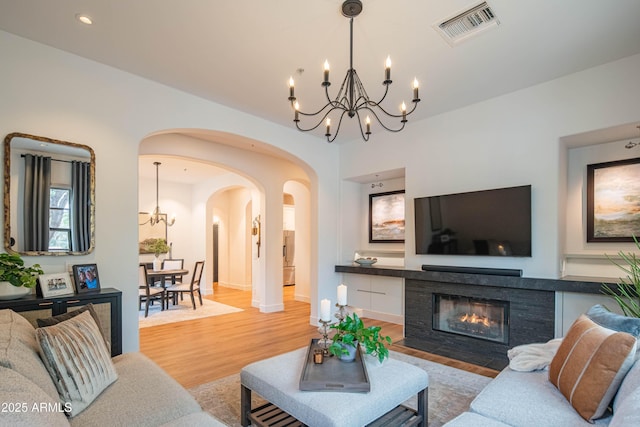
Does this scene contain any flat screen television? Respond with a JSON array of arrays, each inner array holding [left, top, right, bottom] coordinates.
[[414, 185, 532, 257]]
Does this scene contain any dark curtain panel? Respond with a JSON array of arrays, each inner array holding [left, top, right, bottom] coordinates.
[[70, 161, 91, 252], [23, 154, 51, 251]]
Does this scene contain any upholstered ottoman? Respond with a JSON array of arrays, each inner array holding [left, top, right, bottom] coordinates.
[[240, 347, 428, 427]]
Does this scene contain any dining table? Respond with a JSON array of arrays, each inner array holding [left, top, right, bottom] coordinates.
[[146, 268, 189, 287]]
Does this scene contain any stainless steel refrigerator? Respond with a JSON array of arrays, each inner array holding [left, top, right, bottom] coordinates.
[[283, 230, 295, 286]]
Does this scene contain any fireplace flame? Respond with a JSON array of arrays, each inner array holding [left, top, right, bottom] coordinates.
[[459, 312, 491, 327]]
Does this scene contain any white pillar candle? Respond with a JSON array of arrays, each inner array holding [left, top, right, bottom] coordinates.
[[337, 284, 347, 306], [320, 298, 331, 322]]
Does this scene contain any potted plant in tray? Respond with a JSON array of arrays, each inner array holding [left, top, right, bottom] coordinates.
[[328, 313, 392, 363], [0, 253, 44, 300]]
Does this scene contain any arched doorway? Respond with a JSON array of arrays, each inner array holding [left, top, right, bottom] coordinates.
[[138, 130, 314, 312]]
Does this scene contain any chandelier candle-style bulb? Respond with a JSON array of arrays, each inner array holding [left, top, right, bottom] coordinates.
[[413, 78, 420, 101], [401, 102, 407, 122], [294, 101, 300, 122], [365, 115, 371, 135], [325, 118, 331, 136], [385, 56, 392, 82], [288, 77, 295, 100], [323, 60, 330, 84]]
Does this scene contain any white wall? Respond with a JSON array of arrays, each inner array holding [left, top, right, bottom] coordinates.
[[339, 53, 640, 280], [0, 31, 340, 353]]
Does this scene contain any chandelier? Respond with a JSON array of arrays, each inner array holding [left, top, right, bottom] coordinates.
[[287, 0, 420, 142], [139, 161, 176, 227]]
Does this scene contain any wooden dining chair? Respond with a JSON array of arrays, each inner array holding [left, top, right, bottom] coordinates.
[[165, 261, 204, 310], [160, 258, 184, 287], [138, 264, 166, 317]]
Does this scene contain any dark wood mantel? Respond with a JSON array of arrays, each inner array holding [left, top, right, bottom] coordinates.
[[335, 264, 614, 294], [336, 264, 616, 369]]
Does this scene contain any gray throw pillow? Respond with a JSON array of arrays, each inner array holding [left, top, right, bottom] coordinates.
[[586, 304, 640, 337], [36, 303, 110, 352], [36, 310, 118, 417]]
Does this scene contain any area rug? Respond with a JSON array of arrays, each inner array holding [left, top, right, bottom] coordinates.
[[138, 298, 243, 328], [189, 350, 492, 427]]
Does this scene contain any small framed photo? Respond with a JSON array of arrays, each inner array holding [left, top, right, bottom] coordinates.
[[72, 264, 101, 293], [38, 272, 75, 298]]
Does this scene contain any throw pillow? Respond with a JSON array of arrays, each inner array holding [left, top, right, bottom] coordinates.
[[586, 304, 640, 337], [549, 314, 637, 422], [36, 303, 111, 352], [36, 309, 118, 417]]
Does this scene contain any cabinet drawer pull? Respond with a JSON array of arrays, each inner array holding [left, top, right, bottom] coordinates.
[[356, 289, 386, 295], [38, 302, 54, 307], [67, 300, 81, 304]]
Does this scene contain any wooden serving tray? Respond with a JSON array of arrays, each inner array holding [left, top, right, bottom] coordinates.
[[299, 338, 370, 392]]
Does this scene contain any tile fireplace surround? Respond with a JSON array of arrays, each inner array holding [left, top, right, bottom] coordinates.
[[335, 265, 610, 370]]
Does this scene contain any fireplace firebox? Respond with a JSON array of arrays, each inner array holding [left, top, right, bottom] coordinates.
[[433, 294, 509, 344]]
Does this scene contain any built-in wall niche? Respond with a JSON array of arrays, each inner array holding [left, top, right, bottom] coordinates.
[[341, 168, 406, 263]]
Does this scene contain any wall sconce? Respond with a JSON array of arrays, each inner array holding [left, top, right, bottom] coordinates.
[[252, 215, 261, 257]]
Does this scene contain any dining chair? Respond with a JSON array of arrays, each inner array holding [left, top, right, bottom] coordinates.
[[160, 258, 184, 287], [165, 261, 204, 310], [138, 264, 166, 317]]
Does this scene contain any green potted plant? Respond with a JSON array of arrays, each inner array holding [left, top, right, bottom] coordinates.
[[147, 239, 170, 271], [328, 313, 392, 363], [0, 253, 44, 300], [601, 235, 640, 317]]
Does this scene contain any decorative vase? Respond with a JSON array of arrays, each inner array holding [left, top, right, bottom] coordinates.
[[337, 342, 358, 362], [153, 256, 162, 271], [0, 281, 31, 300]]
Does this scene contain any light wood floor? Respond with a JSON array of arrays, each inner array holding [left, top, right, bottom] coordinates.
[[140, 285, 499, 389]]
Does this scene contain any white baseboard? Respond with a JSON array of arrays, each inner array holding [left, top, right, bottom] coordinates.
[[218, 281, 251, 291]]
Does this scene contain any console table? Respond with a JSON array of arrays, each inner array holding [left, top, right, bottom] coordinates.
[[0, 287, 122, 356]]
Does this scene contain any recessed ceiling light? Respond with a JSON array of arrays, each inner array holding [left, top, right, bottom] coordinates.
[[75, 14, 93, 25]]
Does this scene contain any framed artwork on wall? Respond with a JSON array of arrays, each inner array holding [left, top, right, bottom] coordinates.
[[38, 272, 75, 298], [72, 264, 101, 293], [587, 157, 640, 242], [139, 212, 167, 254], [369, 190, 405, 243]]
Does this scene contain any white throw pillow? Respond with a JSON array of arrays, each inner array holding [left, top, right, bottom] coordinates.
[[36, 309, 118, 417]]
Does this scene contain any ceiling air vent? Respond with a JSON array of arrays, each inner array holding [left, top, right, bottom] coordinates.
[[434, 1, 499, 46]]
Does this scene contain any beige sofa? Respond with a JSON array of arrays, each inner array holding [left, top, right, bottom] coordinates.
[[0, 309, 225, 426], [444, 305, 640, 427]]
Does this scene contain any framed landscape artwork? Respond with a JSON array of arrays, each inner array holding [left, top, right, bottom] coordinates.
[[139, 212, 167, 254], [587, 157, 640, 242], [369, 190, 405, 243]]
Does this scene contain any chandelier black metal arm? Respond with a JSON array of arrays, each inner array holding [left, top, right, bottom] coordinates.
[[287, 1, 420, 142]]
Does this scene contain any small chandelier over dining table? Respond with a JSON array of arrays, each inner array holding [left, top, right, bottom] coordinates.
[[287, 0, 420, 143], [139, 161, 176, 227]]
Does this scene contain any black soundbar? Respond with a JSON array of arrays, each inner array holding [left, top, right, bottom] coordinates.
[[421, 265, 522, 277]]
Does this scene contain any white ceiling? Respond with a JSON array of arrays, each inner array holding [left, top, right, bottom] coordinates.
[[138, 155, 228, 185], [2, 0, 640, 174]]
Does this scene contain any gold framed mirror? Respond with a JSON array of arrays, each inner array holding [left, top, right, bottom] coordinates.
[[4, 133, 95, 255]]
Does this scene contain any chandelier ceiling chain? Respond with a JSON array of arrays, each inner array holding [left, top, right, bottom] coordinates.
[[287, 0, 420, 142], [139, 161, 176, 227]]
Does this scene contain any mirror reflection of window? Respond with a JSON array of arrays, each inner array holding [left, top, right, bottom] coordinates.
[[49, 187, 71, 251]]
